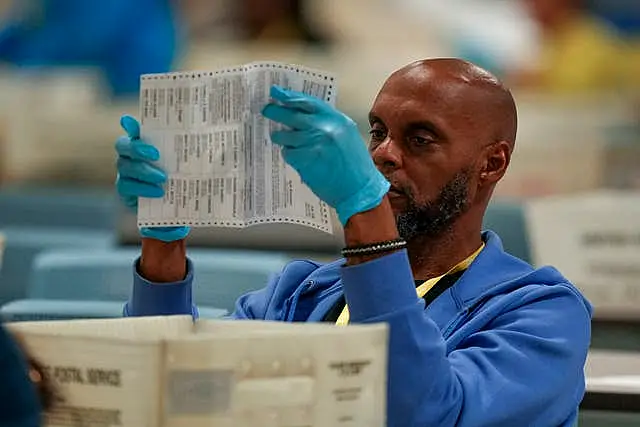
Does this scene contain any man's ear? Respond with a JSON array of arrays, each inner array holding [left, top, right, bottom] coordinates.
[[480, 141, 511, 185]]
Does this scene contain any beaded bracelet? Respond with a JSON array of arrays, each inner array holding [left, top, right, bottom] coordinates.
[[341, 238, 407, 258]]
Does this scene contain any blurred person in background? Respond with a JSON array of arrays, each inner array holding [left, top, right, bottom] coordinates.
[[115, 58, 592, 427], [511, 0, 630, 94], [0, 0, 329, 98], [185, 0, 331, 47], [0, 0, 180, 98], [236, 0, 330, 46]]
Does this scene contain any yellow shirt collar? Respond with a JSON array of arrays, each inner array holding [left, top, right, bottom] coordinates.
[[336, 243, 485, 326]]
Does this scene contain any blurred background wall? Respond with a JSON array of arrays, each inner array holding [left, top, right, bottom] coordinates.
[[0, 0, 633, 193]]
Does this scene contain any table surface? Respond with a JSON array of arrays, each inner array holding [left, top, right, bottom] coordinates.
[[583, 350, 640, 413], [587, 350, 640, 393]]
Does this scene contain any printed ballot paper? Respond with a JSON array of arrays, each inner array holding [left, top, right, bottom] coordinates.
[[136, 62, 338, 234], [8, 316, 388, 427]]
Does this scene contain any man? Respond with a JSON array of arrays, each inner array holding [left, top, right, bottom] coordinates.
[[116, 59, 592, 426]]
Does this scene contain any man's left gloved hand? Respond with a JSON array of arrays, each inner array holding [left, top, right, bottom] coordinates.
[[262, 85, 390, 226], [116, 115, 191, 242]]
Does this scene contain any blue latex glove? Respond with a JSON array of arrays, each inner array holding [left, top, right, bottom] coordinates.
[[115, 115, 190, 242], [262, 86, 390, 225]]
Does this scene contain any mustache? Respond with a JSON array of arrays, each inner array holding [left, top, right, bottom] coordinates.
[[384, 177, 411, 197]]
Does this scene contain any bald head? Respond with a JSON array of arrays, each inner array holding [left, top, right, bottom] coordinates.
[[368, 58, 517, 242], [384, 58, 518, 149]]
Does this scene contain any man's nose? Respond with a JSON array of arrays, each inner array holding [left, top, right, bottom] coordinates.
[[372, 138, 403, 173]]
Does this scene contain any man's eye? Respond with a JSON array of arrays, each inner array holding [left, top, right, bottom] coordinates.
[[409, 136, 434, 146], [369, 129, 386, 140]]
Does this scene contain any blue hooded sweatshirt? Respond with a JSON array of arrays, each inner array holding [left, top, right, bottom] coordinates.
[[126, 231, 592, 427]]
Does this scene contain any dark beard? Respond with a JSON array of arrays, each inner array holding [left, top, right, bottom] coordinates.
[[395, 170, 471, 242]]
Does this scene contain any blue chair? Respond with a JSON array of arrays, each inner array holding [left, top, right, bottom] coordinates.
[[0, 227, 115, 304], [1, 300, 129, 322], [0, 299, 226, 322], [483, 199, 532, 263], [0, 186, 117, 230], [26, 248, 291, 313]]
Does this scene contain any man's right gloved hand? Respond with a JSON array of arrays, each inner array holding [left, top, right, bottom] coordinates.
[[115, 115, 190, 242]]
